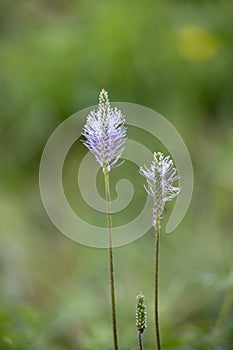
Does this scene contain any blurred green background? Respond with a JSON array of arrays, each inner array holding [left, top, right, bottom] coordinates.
[[1, 0, 233, 349]]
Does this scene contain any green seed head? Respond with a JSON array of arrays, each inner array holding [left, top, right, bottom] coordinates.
[[136, 292, 147, 333]]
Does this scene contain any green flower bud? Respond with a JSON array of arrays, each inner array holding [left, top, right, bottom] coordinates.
[[136, 292, 147, 333]]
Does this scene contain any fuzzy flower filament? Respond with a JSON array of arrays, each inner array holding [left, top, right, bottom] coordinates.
[[82, 89, 126, 172], [140, 152, 181, 226]]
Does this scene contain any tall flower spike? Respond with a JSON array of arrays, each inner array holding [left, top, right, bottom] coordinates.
[[82, 89, 127, 172], [140, 152, 181, 226], [136, 292, 147, 334]]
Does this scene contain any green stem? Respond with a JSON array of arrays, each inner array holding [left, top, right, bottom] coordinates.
[[138, 331, 143, 350], [154, 220, 161, 350], [103, 167, 118, 350]]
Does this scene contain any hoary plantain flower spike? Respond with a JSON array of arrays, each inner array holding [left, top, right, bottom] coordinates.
[[140, 152, 181, 227], [82, 89, 127, 172], [136, 292, 147, 334]]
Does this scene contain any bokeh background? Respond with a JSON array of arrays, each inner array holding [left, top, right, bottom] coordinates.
[[1, 0, 233, 349]]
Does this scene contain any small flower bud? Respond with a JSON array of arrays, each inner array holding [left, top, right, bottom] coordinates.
[[136, 292, 147, 333]]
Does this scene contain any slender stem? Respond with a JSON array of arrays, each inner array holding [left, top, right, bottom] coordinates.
[[138, 331, 143, 350], [154, 220, 161, 350], [103, 167, 118, 350]]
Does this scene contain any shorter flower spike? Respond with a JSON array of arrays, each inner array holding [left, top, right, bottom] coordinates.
[[136, 292, 147, 334], [140, 152, 181, 226], [82, 89, 127, 172]]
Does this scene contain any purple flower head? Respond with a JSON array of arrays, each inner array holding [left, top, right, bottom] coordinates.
[[140, 152, 181, 226], [82, 89, 127, 172]]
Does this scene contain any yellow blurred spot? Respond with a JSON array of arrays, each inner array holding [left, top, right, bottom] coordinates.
[[177, 26, 218, 61]]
